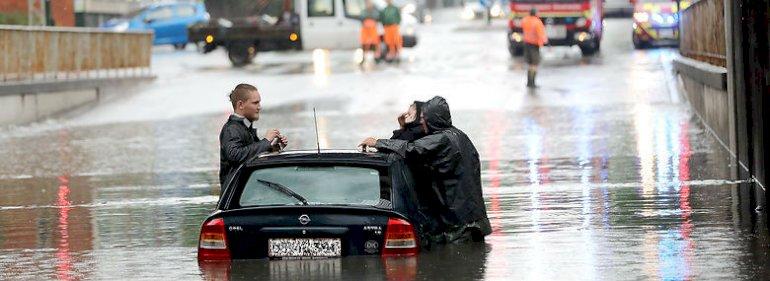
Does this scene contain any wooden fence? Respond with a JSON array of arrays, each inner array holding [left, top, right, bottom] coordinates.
[[0, 25, 152, 82], [680, 0, 726, 67]]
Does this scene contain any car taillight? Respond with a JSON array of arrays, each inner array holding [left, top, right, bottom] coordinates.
[[198, 218, 231, 260], [381, 217, 418, 257]]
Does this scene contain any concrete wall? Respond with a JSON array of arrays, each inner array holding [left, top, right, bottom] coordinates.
[[0, 76, 154, 126], [0, 89, 96, 126], [679, 74, 730, 147], [674, 56, 734, 156]]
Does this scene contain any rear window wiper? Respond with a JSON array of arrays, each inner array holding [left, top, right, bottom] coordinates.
[[256, 179, 309, 206]]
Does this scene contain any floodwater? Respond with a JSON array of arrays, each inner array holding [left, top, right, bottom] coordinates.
[[1, 9, 768, 281]]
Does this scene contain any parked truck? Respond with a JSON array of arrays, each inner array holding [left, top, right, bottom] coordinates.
[[188, 0, 418, 67], [507, 0, 603, 57]]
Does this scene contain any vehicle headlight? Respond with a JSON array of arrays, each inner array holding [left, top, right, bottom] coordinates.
[[665, 14, 677, 25], [402, 3, 416, 15], [574, 32, 591, 41], [461, 7, 475, 20], [490, 4, 502, 17], [651, 13, 664, 24], [112, 21, 129, 32], [575, 17, 587, 27], [633, 12, 649, 23]]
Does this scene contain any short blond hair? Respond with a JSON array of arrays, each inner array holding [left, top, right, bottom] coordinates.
[[229, 83, 258, 108]]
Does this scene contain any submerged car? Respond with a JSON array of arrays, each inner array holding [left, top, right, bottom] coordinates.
[[101, 2, 208, 49], [631, 0, 689, 49], [198, 150, 428, 260]]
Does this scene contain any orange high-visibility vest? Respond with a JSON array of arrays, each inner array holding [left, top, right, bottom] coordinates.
[[522, 15, 548, 46]]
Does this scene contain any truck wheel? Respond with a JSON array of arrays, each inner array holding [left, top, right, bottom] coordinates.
[[173, 43, 187, 50], [228, 42, 256, 67]]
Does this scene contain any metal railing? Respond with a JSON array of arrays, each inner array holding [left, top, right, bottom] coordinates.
[[680, 0, 726, 67], [0, 25, 152, 83]]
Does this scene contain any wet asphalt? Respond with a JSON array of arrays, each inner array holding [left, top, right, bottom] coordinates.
[[0, 9, 768, 281]]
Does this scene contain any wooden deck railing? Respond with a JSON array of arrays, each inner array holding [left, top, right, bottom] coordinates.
[[0, 25, 153, 82], [680, 0, 726, 67]]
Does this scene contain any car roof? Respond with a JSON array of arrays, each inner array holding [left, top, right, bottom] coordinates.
[[244, 149, 393, 167]]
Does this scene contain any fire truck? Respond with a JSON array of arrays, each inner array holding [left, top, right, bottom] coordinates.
[[507, 0, 603, 57]]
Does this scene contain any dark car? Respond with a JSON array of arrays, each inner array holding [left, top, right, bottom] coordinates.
[[198, 150, 429, 260]]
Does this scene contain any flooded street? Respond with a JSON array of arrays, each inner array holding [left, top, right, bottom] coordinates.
[[1, 11, 769, 280]]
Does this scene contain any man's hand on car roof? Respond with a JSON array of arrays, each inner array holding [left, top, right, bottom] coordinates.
[[359, 137, 378, 152]]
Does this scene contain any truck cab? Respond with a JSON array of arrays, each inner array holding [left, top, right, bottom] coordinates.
[[507, 0, 603, 57]]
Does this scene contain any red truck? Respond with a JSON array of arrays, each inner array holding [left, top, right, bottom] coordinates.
[[507, 0, 604, 57]]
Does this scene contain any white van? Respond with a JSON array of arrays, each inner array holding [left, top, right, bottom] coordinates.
[[300, 0, 418, 49]]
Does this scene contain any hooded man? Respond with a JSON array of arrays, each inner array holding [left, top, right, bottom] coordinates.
[[360, 96, 492, 243]]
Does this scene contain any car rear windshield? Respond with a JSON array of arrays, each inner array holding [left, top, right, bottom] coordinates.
[[239, 165, 389, 207]]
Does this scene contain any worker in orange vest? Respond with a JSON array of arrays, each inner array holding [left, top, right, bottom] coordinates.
[[380, 0, 402, 62], [360, 0, 381, 63], [521, 8, 548, 88]]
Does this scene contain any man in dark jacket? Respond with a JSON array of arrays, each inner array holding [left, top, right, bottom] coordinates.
[[389, 101, 442, 235], [360, 96, 492, 243], [219, 83, 288, 195]]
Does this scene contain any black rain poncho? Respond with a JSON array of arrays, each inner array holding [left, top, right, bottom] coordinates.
[[375, 96, 491, 241]]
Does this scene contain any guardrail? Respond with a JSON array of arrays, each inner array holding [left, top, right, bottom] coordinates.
[[680, 0, 726, 67], [0, 25, 152, 83]]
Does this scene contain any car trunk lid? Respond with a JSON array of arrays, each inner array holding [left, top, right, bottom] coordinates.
[[218, 206, 409, 259]]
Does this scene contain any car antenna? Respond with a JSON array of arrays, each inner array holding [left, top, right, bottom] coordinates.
[[313, 108, 321, 155]]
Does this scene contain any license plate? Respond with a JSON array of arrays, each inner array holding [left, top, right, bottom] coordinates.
[[546, 25, 567, 39], [268, 238, 342, 258], [658, 29, 675, 39]]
